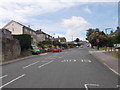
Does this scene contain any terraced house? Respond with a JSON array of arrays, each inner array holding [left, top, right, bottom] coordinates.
[[3, 20, 37, 44], [36, 29, 53, 42]]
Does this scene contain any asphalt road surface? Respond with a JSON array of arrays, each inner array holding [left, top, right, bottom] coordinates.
[[1, 47, 119, 89]]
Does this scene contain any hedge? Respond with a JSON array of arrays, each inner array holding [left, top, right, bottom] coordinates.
[[13, 34, 32, 50]]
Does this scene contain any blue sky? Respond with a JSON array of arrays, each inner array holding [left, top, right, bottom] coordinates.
[[0, 0, 119, 41]]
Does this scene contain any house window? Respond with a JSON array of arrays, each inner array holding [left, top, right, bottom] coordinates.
[[12, 28, 14, 31], [33, 32, 36, 35], [24, 29, 28, 32]]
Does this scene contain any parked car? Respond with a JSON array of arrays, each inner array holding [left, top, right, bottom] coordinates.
[[52, 47, 62, 52], [30, 45, 41, 55]]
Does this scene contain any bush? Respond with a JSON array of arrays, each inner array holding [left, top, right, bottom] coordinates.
[[13, 34, 32, 50]]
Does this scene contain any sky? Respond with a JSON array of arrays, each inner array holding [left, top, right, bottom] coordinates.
[[0, 0, 119, 41]]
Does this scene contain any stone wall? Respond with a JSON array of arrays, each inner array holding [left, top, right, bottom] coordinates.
[[2, 37, 21, 61], [0, 31, 2, 63]]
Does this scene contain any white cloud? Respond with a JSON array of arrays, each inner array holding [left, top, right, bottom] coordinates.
[[84, 7, 92, 14], [0, 0, 81, 28], [62, 16, 90, 41]]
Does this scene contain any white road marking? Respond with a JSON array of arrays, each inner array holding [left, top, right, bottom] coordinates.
[[74, 60, 76, 62], [81, 59, 91, 63], [40, 53, 47, 55], [88, 60, 91, 62], [23, 61, 40, 69], [84, 84, 99, 90], [0, 74, 25, 88], [103, 63, 120, 76], [0, 75, 8, 79], [38, 60, 54, 68], [117, 85, 120, 87], [81, 59, 84, 62], [69, 60, 72, 62]]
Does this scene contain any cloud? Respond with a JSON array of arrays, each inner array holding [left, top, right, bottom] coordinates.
[[84, 7, 92, 14], [0, 0, 82, 28], [61, 16, 90, 41]]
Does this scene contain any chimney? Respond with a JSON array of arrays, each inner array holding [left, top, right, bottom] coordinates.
[[28, 25, 30, 28]]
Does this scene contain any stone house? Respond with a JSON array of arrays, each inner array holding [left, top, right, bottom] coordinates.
[[36, 29, 53, 42], [3, 20, 37, 44], [54, 37, 66, 43]]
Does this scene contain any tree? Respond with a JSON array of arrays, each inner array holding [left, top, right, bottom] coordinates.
[[74, 38, 80, 42], [88, 31, 108, 47], [13, 34, 32, 50], [86, 28, 95, 38]]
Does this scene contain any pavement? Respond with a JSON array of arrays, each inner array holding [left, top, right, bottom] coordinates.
[[89, 49, 120, 76]]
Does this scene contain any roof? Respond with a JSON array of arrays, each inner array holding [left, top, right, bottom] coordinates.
[[3, 20, 24, 28], [36, 30, 52, 37], [3, 20, 36, 33], [109, 29, 120, 36], [55, 37, 66, 41], [36, 30, 46, 34]]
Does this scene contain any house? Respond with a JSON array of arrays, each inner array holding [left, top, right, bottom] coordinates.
[[1, 29, 12, 39], [3, 20, 37, 44], [36, 29, 53, 42], [54, 37, 66, 43], [109, 28, 120, 37]]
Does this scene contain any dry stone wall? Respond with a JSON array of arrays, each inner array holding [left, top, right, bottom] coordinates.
[[2, 37, 21, 61]]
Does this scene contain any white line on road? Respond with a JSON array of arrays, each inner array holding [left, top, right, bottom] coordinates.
[[103, 63, 120, 76], [0, 75, 8, 79], [38, 60, 54, 68], [81, 59, 84, 62], [40, 53, 47, 56], [117, 85, 120, 87], [88, 60, 91, 63], [74, 60, 76, 62], [23, 61, 40, 69], [0, 74, 25, 89], [84, 84, 99, 90]]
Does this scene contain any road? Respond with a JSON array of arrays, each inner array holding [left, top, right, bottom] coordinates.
[[1, 47, 119, 89]]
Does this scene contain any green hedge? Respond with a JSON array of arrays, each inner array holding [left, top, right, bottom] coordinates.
[[13, 34, 32, 50]]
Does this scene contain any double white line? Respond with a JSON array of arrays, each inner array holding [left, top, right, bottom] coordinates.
[[0, 74, 25, 89], [0, 75, 8, 79]]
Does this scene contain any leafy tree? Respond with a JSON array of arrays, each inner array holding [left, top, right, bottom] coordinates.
[[86, 28, 95, 40], [88, 31, 108, 47]]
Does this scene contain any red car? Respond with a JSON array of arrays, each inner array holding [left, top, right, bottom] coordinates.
[[52, 48, 62, 52]]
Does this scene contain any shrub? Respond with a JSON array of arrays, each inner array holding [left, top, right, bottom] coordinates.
[[13, 34, 32, 50]]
